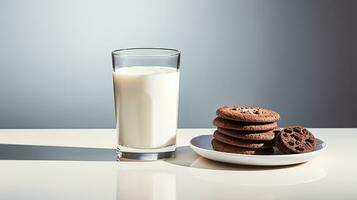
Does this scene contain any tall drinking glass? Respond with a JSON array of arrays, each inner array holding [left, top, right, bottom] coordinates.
[[112, 48, 180, 160]]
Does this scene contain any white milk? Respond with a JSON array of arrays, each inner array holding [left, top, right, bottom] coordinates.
[[113, 66, 179, 149]]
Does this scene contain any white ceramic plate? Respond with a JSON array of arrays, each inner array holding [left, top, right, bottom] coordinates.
[[190, 134, 327, 166]]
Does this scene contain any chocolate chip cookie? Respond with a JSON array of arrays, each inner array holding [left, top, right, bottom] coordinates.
[[212, 139, 274, 155], [213, 117, 278, 131], [217, 127, 277, 141], [216, 106, 280, 123], [213, 131, 274, 149], [275, 126, 316, 154]]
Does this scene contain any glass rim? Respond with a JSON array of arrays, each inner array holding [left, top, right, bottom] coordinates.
[[112, 48, 180, 57]]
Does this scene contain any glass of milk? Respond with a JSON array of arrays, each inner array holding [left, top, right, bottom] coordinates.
[[112, 48, 180, 160]]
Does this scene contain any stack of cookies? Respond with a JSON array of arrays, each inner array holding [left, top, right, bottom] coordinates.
[[212, 106, 280, 155]]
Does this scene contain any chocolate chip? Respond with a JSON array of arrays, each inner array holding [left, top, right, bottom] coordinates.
[[285, 129, 292, 133], [292, 134, 302, 141], [306, 138, 314, 143], [293, 127, 302, 132], [295, 146, 304, 151]]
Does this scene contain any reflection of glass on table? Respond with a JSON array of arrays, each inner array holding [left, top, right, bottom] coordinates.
[[117, 168, 176, 200]]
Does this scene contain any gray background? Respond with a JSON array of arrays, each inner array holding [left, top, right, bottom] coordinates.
[[0, 0, 356, 128]]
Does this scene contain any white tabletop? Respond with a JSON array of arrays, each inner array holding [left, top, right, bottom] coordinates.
[[0, 128, 356, 200]]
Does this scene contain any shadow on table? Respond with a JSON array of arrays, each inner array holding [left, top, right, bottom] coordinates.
[[0, 144, 116, 161], [164, 146, 304, 171]]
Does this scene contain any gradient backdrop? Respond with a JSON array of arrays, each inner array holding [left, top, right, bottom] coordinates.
[[0, 0, 356, 128]]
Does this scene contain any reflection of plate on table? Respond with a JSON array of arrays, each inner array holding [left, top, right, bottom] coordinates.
[[189, 157, 326, 186], [190, 134, 327, 166]]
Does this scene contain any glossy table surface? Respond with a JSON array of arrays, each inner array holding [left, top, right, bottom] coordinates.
[[0, 128, 356, 200]]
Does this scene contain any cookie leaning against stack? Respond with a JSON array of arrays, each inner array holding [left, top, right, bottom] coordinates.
[[275, 126, 316, 154], [212, 106, 280, 155]]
